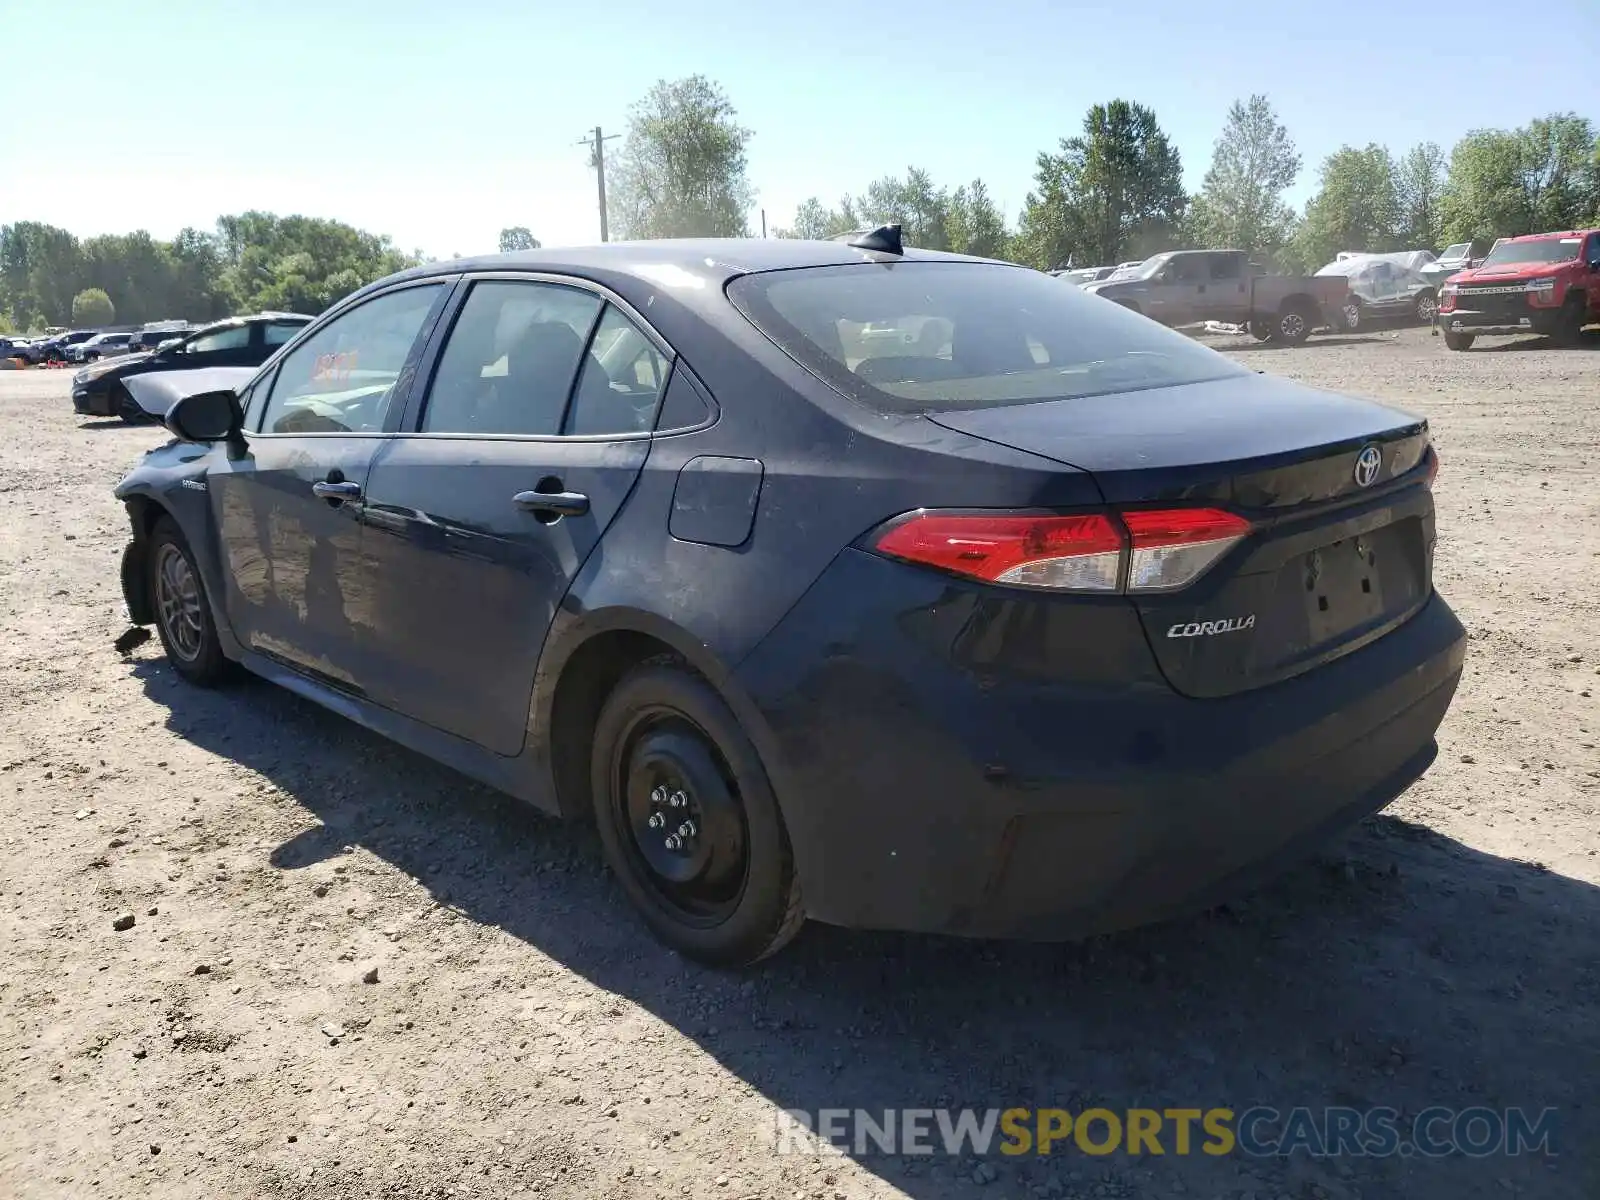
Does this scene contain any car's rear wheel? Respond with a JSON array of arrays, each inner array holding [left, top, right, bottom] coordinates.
[[1275, 303, 1314, 344], [1413, 290, 1438, 324], [1247, 317, 1275, 342], [1443, 330, 1475, 351], [590, 662, 803, 966], [148, 516, 229, 685]]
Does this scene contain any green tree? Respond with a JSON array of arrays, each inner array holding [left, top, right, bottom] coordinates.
[[1189, 95, 1300, 255], [1441, 115, 1600, 242], [1396, 142, 1447, 248], [852, 168, 950, 249], [608, 76, 754, 239], [1291, 144, 1400, 271], [72, 287, 115, 326], [946, 179, 1008, 258], [1016, 100, 1186, 269], [0, 222, 85, 326], [498, 226, 540, 252], [775, 197, 858, 239]]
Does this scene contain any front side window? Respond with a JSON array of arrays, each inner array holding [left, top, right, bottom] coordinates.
[[263, 321, 305, 347], [1209, 255, 1242, 281], [260, 284, 443, 434], [420, 280, 600, 436], [729, 261, 1248, 413], [564, 306, 671, 435], [184, 326, 251, 354]]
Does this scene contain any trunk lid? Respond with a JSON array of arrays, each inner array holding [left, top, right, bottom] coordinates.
[[929, 373, 1436, 697]]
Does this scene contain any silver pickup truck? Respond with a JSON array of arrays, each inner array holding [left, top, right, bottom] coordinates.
[[1082, 249, 1349, 344]]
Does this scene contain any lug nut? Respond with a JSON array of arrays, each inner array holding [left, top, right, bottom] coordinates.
[[664, 835, 681, 851], [678, 821, 696, 839], [650, 785, 668, 805], [669, 790, 688, 809], [647, 813, 664, 829]]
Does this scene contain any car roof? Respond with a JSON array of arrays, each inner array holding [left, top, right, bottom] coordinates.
[[379, 238, 991, 291], [1501, 229, 1596, 242], [189, 311, 316, 334]]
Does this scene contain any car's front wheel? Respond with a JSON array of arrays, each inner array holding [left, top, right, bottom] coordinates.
[[1443, 330, 1475, 351], [148, 516, 229, 685], [1414, 290, 1439, 323], [590, 662, 804, 966]]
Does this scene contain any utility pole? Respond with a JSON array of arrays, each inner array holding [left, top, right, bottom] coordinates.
[[580, 125, 621, 242], [761, 209, 767, 238]]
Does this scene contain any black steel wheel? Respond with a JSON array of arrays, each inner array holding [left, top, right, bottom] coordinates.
[[591, 662, 803, 965], [148, 516, 229, 685]]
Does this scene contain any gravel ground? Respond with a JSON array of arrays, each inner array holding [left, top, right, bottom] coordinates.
[[1, 326, 1597, 1200]]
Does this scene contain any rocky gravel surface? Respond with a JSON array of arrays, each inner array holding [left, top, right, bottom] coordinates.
[[1, 326, 1596, 1199]]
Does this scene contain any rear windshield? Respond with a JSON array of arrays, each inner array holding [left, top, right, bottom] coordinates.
[[1480, 238, 1581, 267], [727, 261, 1247, 412]]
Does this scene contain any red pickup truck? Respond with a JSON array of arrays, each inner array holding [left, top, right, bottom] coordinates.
[[1437, 229, 1600, 349]]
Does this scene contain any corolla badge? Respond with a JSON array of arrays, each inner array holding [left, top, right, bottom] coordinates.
[[1167, 615, 1256, 638], [1353, 444, 1382, 488]]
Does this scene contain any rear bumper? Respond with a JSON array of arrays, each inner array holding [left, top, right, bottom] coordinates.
[[736, 548, 1466, 938]]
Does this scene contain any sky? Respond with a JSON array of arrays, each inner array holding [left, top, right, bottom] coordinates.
[[2, 0, 1597, 259]]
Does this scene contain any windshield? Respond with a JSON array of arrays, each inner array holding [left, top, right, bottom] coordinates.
[[1439, 244, 1472, 260], [728, 260, 1248, 413], [1479, 238, 1581, 268]]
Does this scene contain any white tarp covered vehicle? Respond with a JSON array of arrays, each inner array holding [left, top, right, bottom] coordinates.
[[1316, 253, 1440, 329]]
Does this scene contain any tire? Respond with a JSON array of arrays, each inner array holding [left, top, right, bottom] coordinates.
[[148, 516, 230, 685], [1413, 290, 1438, 324], [590, 662, 804, 966], [1342, 298, 1362, 331], [1443, 330, 1475, 351], [114, 384, 149, 424], [1553, 295, 1587, 347], [1247, 317, 1276, 342], [1275, 303, 1314, 345]]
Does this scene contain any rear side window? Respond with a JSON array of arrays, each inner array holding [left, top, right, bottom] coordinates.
[[185, 326, 250, 354], [263, 321, 304, 347], [260, 284, 444, 434], [564, 306, 670, 435], [421, 281, 601, 436], [728, 261, 1247, 413]]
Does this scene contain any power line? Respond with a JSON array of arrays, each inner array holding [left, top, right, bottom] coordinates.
[[578, 126, 622, 242]]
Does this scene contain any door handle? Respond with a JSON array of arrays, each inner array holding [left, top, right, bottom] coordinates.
[[312, 480, 363, 502], [514, 490, 589, 518]]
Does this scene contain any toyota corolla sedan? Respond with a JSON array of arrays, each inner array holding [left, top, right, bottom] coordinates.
[[113, 231, 1464, 965]]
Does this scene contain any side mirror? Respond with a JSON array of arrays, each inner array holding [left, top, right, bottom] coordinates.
[[165, 389, 242, 444]]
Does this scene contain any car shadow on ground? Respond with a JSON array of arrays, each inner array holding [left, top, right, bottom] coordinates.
[[76, 418, 135, 431], [1214, 335, 1394, 352], [1468, 331, 1600, 352], [131, 660, 1598, 1200]]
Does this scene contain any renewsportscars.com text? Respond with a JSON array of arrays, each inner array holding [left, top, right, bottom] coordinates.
[[774, 1106, 1557, 1159]]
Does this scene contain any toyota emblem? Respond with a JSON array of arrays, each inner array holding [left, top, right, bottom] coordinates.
[[1353, 444, 1382, 488]]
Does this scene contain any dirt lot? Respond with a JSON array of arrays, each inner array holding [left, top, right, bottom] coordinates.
[[1, 326, 1597, 1200]]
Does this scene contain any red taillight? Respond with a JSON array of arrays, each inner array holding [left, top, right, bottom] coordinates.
[[1121, 507, 1254, 592], [871, 507, 1251, 593], [873, 512, 1125, 591]]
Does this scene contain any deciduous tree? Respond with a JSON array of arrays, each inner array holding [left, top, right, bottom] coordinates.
[[609, 76, 754, 239], [1190, 95, 1300, 254], [72, 287, 115, 326]]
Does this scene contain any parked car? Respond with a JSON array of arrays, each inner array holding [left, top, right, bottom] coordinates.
[[130, 324, 194, 352], [113, 233, 1463, 965], [1420, 241, 1490, 291], [72, 312, 313, 419], [1316, 255, 1440, 329], [1437, 229, 1600, 349], [38, 329, 99, 362], [70, 331, 137, 362], [1053, 266, 1118, 286], [1084, 249, 1349, 343]]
